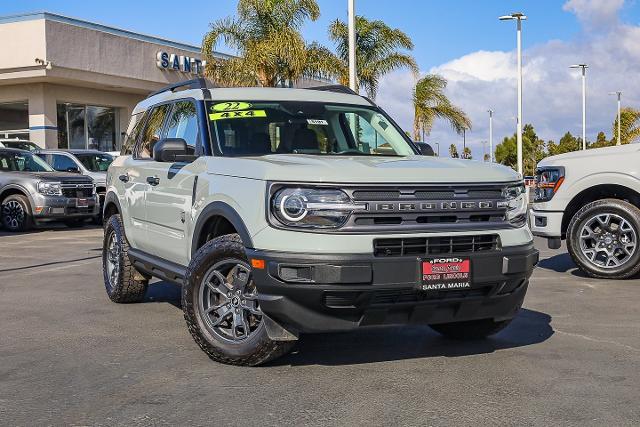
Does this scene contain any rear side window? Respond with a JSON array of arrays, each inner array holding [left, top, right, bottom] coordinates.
[[121, 112, 146, 156], [49, 154, 78, 172], [136, 105, 170, 159]]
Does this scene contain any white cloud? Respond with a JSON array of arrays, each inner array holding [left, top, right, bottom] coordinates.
[[375, 0, 640, 161]]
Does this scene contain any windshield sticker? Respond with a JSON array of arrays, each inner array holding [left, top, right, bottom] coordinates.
[[211, 102, 252, 112], [209, 110, 267, 121], [307, 119, 328, 126]]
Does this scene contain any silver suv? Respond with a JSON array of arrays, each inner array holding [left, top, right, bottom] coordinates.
[[102, 79, 538, 366]]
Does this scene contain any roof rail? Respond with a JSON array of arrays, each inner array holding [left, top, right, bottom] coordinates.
[[148, 78, 211, 97], [306, 84, 359, 96]]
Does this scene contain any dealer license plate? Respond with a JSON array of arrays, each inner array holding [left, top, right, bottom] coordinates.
[[76, 198, 88, 208], [418, 257, 472, 292]]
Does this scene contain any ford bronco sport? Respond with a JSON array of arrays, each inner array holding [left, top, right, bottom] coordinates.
[[102, 79, 538, 366]]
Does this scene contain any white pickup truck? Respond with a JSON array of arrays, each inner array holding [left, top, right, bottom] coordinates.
[[530, 144, 640, 279]]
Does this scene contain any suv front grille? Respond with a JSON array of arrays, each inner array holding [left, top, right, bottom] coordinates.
[[342, 184, 510, 232], [373, 235, 500, 257], [61, 183, 93, 198]]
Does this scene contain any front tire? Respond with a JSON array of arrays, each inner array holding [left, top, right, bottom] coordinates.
[[1, 194, 33, 232], [102, 214, 149, 303], [430, 318, 513, 340], [182, 234, 294, 366], [567, 199, 640, 279]]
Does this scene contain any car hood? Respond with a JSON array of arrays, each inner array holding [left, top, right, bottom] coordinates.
[[539, 143, 640, 167], [9, 171, 94, 182], [207, 154, 521, 184]]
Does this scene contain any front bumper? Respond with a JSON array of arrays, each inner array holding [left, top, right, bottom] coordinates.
[[247, 243, 539, 334], [529, 209, 564, 238], [32, 195, 99, 221]]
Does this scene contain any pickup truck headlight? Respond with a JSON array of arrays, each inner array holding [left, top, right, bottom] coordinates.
[[37, 181, 62, 196], [271, 187, 366, 229], [534, 167, 565, 202], [499, 183, 527, 227]]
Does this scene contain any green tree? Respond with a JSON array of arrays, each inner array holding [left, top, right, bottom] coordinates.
[[495, 124, 547, 175], [589, 130, 614, 149], [449, 143, 459, 158], [202, 0, 334, 87], [413, 74, 471, 141], [461, 146, 472, 160], [547, 131, 581, 156], [483, 153, 490, 162], [613, 107, 640, 145], [326, 16, 418, 98]]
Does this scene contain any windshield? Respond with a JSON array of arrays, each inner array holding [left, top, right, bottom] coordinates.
[[0, 151, 54, 172], [2, 140, 39, 152], [206, 101, 416, 157], [75, 153, 114, 172]]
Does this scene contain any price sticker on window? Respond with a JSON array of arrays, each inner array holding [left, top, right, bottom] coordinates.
[[211, 102, 252, 112], [209, 110, 267, 120]]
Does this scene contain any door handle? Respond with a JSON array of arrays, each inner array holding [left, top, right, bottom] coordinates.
[[118, 174, 129, 183], [146, 176, 160, 186]]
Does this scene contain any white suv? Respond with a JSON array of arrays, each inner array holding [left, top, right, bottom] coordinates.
[[102, 79, 538, 365], [530, 144, 640, 279]]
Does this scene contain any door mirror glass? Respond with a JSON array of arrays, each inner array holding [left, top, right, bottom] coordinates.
[[152, 138, 195, 163]]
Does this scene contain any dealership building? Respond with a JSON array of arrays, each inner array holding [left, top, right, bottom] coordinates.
[[0, 12, 322, 151]]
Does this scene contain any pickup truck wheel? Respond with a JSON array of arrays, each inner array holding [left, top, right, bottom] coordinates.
[[1, 194, 33, 232], [567, 199, 640, 279], [183, 234, 294, 366], [102, 214, 149, 303], [429, 318, 513, 339]]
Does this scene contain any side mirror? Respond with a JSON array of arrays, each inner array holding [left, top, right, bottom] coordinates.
[[152, 138, 195, 162], [415, 142, 435, 156], [66, 166, 80, 173]]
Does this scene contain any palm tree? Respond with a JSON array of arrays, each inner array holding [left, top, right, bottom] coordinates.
[[326, 16, 418, 99], [413, 74, 471, 141], [461, 146, 472, 160], [613, 107, 640, 145], [201, 0, 333, 87]]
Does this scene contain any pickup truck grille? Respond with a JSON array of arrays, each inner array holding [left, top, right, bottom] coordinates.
[[341, 184, 510, 232], [373, 234, 500, 257]]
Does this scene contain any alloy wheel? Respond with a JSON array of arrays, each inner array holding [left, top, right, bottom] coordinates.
[[579, 213, 637, 269], [2, 200, 25, 230], [199, 260, 262, 342], [105, 230, 121, 290]]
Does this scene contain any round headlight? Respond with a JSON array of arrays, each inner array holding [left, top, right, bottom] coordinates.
[[280, 194, 308, 222]]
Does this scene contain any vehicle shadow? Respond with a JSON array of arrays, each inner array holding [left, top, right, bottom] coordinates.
[[144, 280, 182, 309], [537, 252, 591, 278], [143, 282, 554, 366], [272, 308, 554, 367]]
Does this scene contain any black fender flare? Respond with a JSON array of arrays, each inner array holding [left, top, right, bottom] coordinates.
[[103, 191, 122, 217], [191, 202, 254, 256]]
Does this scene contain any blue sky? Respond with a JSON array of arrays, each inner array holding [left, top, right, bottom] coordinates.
[[3, 0, 630, 71], [3, 1, 640, 158]]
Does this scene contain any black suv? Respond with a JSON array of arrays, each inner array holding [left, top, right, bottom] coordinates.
[[0, 148, 98, 231]]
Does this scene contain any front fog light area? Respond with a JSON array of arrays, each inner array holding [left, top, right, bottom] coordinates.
[[271, 188, 365, 229], [499, 183, 527, 226]]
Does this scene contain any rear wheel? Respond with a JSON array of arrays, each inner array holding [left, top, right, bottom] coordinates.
[[567, 199, 640, 279], [102, 214, 148, 303], [430, 318, 513, 340], [183, 234, 294, 366], [1, 194, 33, 232]]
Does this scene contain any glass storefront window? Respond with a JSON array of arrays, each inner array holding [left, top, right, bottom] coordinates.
[[0, 101, 29, 136], [56, 103, 119, 151]]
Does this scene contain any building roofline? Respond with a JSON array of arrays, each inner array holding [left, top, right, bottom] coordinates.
[[0, 11, 232, 59]]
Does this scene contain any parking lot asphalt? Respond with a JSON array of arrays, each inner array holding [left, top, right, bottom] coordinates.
[[1, 227, 639, 426]]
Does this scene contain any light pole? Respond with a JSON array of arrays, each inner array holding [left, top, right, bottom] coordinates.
[[348, 0, 357, 92], [609, 91, 622, 145], [487, 109, 494, 162], [434, 142, 440, 156], [499, 12, 526, 175], [570, 64, 588, 150]]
